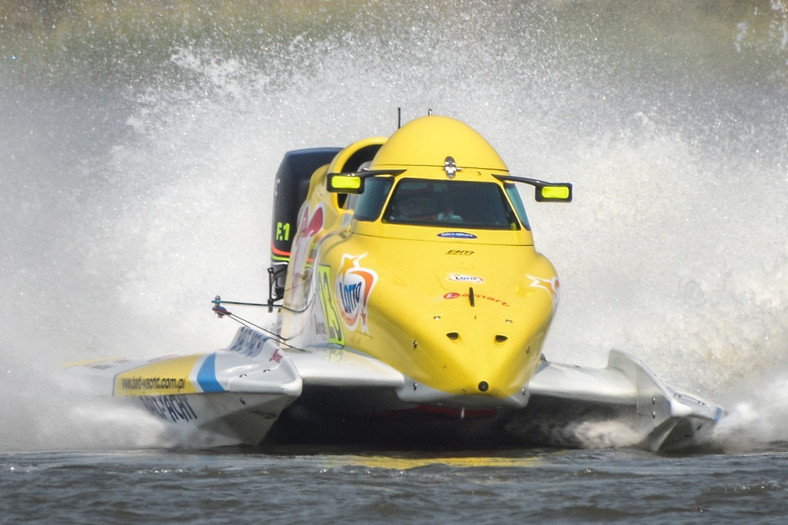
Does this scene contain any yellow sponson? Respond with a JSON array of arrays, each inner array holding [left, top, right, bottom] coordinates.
[[114, 355, 201, 396]]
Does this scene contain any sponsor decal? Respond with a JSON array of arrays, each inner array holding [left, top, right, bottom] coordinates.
[[227, 327, 270, 358], [447, 273, 485, 284], [120, 376, 188, 392], [275, 221, 291, 242], [438, 232, 477, 239], [139, 395, 198, 423], [318, 265, 345, 345], [336, 253, 378, 333], [114, 355, 200, 396], [289, 203, 325, 279], [443, 291, 510, 307], [313, 314, 327, 336], [526, 274, 560, 312], [300, 203, 325, 238]]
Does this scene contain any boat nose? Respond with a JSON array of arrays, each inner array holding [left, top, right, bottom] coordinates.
[[396, 317, 544, 407]]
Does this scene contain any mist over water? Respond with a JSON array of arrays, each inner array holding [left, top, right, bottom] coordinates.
[[1, 1, 786, 452]]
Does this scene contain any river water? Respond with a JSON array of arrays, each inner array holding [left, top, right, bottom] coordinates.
[[1, 1, 786, 522], [1, 448, 786, 523]]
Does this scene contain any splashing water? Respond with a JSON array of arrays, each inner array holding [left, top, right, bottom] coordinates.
[[1, 0, 785, 452]]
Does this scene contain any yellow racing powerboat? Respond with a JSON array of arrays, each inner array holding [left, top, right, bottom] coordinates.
[[66, 115, 722, 451]]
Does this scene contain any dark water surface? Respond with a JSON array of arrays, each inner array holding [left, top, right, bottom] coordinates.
[[2, 448, 786, 523]]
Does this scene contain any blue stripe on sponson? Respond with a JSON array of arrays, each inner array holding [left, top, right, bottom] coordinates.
[[196, 353, 225, 392]]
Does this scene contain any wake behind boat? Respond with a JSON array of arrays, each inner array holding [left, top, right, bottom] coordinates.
[[65, 115, 722, 451]]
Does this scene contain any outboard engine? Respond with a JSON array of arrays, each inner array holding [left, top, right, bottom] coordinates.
[[269, 148, 341, 307]]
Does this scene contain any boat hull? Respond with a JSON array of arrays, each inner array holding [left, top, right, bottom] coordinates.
[[132, 391, 297, 448]]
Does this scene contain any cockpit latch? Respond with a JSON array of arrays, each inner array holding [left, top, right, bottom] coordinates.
[[444, 156, 460, 179]]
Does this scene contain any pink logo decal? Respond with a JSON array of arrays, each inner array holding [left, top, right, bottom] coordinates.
[[290, 203, 325, 275], [336, 253, 378, 333], [301, 205, 324, 238], [443, 291, 509, 306]]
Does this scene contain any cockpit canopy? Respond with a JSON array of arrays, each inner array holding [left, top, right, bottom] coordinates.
[[348, 177, 530, 230]]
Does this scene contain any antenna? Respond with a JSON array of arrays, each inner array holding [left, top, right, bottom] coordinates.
[[397, 107, 401, 129]]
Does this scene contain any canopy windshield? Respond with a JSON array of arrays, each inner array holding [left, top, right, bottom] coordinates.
[[378, 179, 522, 230]]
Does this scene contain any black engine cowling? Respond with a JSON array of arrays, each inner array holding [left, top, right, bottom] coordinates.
[[268, 148, 341, 303]]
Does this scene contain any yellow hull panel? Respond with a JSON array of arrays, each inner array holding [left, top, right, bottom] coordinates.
[[279, 115, 559, 402]]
